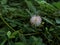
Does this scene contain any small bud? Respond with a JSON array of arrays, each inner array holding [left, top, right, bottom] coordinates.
[[30, 15, 42, 26]]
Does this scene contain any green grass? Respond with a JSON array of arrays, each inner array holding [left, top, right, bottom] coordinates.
[[0, 0, 60, 45]]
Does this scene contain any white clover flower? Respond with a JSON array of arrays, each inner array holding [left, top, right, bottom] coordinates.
[[30, 15, 42, 26]]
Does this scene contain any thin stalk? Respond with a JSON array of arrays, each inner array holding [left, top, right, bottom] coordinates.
[[0, 14, 15, 31]]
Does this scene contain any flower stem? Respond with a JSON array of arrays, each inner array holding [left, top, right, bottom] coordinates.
[[0, 14, 15, 31]]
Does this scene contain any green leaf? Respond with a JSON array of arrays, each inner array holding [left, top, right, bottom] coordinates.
[[1, 39, 7, 45], [52, 2, 60, 9], [10, 23, 17, 27], [29, 36, 45, 45], [0, 30, 6, 36], [19, 34, 27, 44], [7, 31, 11, 38], [25, 0, 36, 14], [11, 31, 19, 36], [35, 0, 57, 13], [35, 0, 45, 4], [15, 42, 25, 45], [42, 17, 55, 25], [55, 18, 60, 24], [1, 0, 7, 4], [10, 31, 19, 38]]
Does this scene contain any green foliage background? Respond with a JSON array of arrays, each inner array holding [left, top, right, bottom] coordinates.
[[0, 0, 60, 45]]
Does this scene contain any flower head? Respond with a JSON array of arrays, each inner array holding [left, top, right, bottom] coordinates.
[[30, 15, 42, 26]]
